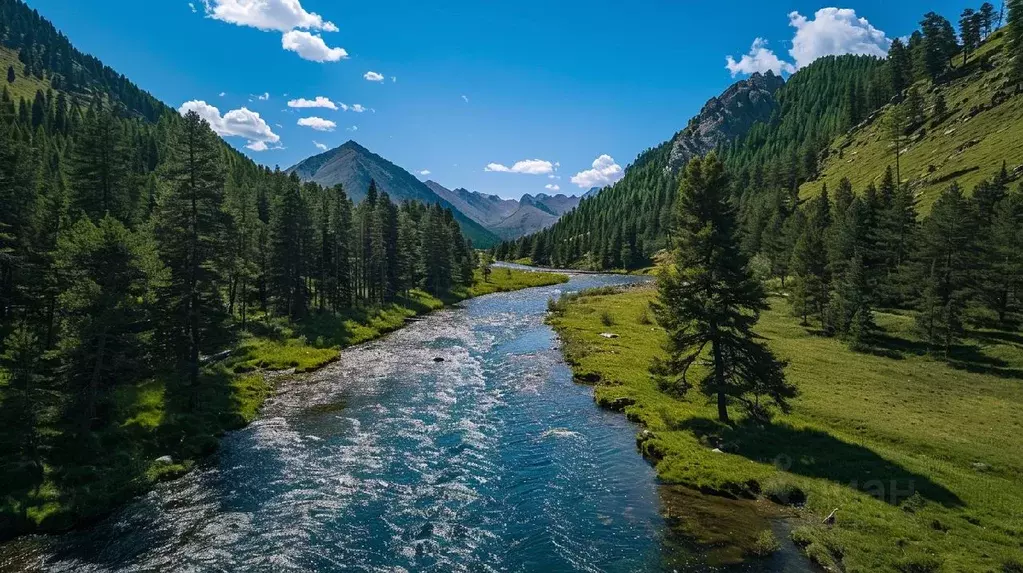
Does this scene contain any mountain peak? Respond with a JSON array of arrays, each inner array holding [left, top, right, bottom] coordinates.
[[667, 72, 784, 172]]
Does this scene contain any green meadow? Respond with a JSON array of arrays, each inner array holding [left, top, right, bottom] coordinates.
[[548, 285, 1023, 572]]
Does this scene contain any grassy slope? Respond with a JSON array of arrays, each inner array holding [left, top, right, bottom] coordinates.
[[0, 47, 53, 103], [799, 31, 1023, 212], [548, 285, 1023, 572], [1, 268, 568, 537]]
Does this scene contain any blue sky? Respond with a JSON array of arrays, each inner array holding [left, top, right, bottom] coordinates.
[[27, 0, 967, 199]]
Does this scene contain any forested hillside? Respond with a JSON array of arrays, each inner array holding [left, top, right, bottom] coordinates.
[[500, 4, 1020, 274], [801, 28, 1023, 211], [498, 54, 888, 270], [0, 0, 480, 536]]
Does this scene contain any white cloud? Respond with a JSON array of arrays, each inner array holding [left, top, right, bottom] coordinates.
[[485, 159, 555, 175], [571, 154, 624, 188], [461, 95, 469, 103], [726, 8, 890, 77], [288, 96, 337, 110], [391, 76, 397, 82], [350, 104, 366, 113], [346, 125, 358, 132], [787, 8, 890, 69], [256, 92, 269, 101], [418, 169, 431, 176], [548, 174, 560, 180], [189, 3, 197, 13], [545, 184, 560, 191], [313, 140, 328, 151], [726, 38, 795, 77], [364, 71, 385, 82], [282, 30, 348, 62], [297, 116, 337, 131], [218, 91, 226, 97], [202, 0, 337, 32], [179, 100, 280, 150]]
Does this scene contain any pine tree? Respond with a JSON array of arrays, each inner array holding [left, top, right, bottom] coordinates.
[[269, 176, 313, 319], [1009, 0, 1023, 84], [914, 184, 978, 357], [55, 216, 164, 434], [790, 189, 831, 327], [71, 105, 130, 223], [979, 2, 997, 37], [981, 186, 1023, 322], [920, 12, 958, 80], [905, 85, 925, 127], [651, 153, 794, 422], [6, 65, 14, 84], [155, 110, 228, 394], [960, 9, 983, 64], [0, 325, 45, 492], [888, 38, 913, 98]]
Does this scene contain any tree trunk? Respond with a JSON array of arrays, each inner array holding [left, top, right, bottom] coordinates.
[[712, 338, 729, 422]]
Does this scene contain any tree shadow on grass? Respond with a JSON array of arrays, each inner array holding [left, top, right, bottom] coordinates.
[[678, 417, 963, 508], [854, 331, 1023, 380]]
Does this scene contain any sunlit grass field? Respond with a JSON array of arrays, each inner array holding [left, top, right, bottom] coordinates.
[[548, 285, 1023, 572]]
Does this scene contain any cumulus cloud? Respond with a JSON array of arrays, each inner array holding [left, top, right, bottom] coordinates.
[[179, 100, 280, 150], [364, 71, 384, 82], [288, 96, 337, 110], [545, 184, 560, 191], [297, 116, 337, 131], [314, 141, 328, 151], [282, 30, 348, 62], [726, 38, 795, 77], [202, 0, 337, 32], [570, 155, 624, 188], [725, 8, 890, 77], [787, 8, 890, 69], [418, 169, 431, 176], [485, 159, 555, 175]]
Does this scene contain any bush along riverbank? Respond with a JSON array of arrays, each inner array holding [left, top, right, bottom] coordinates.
[[0, 268, 567, 540], [547, 284, 1023, 572]]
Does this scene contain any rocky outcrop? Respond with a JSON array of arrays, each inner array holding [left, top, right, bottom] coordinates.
[[667, 71, 785, 172]]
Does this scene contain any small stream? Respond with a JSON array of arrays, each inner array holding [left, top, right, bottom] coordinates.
[[0, 271, 813, 572]]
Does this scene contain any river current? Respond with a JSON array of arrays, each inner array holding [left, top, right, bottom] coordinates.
[[1, 271, 809, 572]]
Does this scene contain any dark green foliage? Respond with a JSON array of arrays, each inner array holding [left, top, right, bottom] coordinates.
[[919, 12, 959, 81], [54, 216, 164, 433], [913, 184, 978, 357], [1010, 0, 1023, 83], [960, 9, 983, 64], [651, 153, 795, 422], [5, 65, 13, 84]]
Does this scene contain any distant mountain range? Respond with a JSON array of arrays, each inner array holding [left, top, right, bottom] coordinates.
[[286, 140, 582, 243], [285, 141, 499, 247], [426, 182, 582, 240]]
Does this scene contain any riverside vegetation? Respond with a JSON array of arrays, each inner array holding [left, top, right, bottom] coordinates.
[[544, 114, 1023, 573], [0, 0, 568, 538]]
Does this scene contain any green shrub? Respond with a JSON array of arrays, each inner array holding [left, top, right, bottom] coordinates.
[[600, 310, 615, 326], [744, 529, 781, 558]]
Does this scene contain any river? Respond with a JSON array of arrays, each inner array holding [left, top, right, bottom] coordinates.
[[0, 271, 807, 572]]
